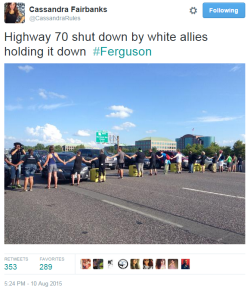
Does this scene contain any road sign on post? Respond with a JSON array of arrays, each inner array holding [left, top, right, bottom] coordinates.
[[96, 131, 109, 143]]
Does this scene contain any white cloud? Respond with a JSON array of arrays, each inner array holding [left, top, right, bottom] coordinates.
[[5, 105, 23, 111], [218, 140, 235, 146], [25, 124, 83, 145], [112, 122, 136, 131], [5, 135, 16, 140], [18, 65, 34, 73], [201, 110, 207, 113], [39, 89, 47, 99], [26, 124, 65, 143], [38, 89, 67, 100], [74, 130, 90, 137], [146, 130, 156, 134], [195, 116, 242, 123], [38, 103, 74, 110], [106, 105, 133, 119], [66, 138, 82, 144], [230, 65, 240, 72], [241, 134, 245, 139]]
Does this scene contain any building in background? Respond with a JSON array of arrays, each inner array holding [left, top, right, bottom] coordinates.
[[135, 137, 177, 151], [175, 134, 215, 149], [61, 144, 80, 152]]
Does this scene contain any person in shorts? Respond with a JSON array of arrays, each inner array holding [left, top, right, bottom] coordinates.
[[66, 151, 91, 185], [217, 150, 225, 172], [10, 142, 26, 189], [225, 154, 232, 172], [42, 146, 66, 189], [108, 147, 131, 179], [231, 154, 237, 172], [90, 149, 107, 183], [16, 149, 42, 191], [146, 149, 157, 176]]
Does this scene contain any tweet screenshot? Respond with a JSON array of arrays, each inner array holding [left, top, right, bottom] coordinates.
[[2, 0, 248, 287]]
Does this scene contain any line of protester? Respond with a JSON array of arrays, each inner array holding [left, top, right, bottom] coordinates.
[[5, 142, 244, 191]]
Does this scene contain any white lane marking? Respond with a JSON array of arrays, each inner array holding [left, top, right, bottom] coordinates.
[[182, 188, 245, 199], [102, 200, 183, 228]]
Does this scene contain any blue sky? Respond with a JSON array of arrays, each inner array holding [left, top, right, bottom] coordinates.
[[4, 64, 245, 148]]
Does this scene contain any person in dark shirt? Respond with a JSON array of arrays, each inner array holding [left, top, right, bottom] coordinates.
[[211, 153, 218, 173], [130, 148, 146, 177], [199, 151, 211, 173], [66, 151, 91, 186], [91, 149, 107, 182], [10, 142, 26, 189], [4, 3, 25, 23], [238, 155, 243, 172], [188, 151, 196, 173], [16, 149, 42, 191], [181, 259, 190, 269], [146, 149, 157, 176]]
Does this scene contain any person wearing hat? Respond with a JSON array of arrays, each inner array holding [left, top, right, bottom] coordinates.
[[130, 148, 146, 177], [65, 151, 91, 185], [211, 153, 218, 173], [10, 142, 26, 189]]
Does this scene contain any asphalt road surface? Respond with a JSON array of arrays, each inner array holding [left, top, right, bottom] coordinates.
[[5, 169, 245, 244]]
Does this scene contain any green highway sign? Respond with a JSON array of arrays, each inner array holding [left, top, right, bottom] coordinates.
[[96, 131, 109, 143]]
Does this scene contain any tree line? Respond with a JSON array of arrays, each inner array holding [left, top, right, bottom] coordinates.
[[22, 140, 245, 159]]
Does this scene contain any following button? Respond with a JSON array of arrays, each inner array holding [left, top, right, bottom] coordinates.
[[203, 2, 245, 18]]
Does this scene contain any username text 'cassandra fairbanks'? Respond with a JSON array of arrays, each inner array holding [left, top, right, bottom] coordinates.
[[29, 6, 108, 13]]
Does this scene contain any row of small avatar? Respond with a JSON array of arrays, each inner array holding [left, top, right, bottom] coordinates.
[[80, 259, 190, 270]]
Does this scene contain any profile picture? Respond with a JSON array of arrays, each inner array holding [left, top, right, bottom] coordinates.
[[168, 259, 178, 269], [130, 259, 140, 269], [80, 259, 91, 269], [155, 259, 166, 269], [4, 2, 25, 23], [181, 259, 190, 269], [108, 260, 113, 269], [93, 259, 103, 269], [143, 259, 153, 269]]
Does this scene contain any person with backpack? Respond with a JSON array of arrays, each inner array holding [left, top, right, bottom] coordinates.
[[217, 150, 225, 172], [42, 146, 66, 189], [157, 151, 170, 175], [16, 149, 43, 191]]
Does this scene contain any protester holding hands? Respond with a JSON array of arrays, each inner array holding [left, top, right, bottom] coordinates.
[[65, 151, 91, 186], [42, 146, 66, 189], [108, 146, 131, 179]]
